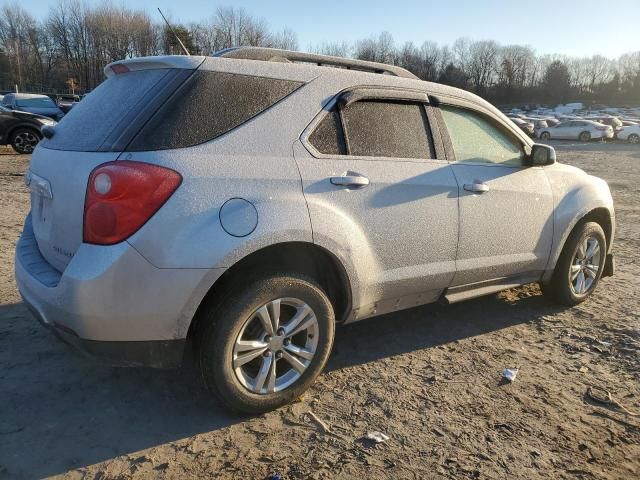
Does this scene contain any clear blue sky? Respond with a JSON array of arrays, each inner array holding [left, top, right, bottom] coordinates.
[[23, 0, 640, 58]]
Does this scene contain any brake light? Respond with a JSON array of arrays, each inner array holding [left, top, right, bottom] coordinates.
[[110, 64, 130, 75], [83, 161, 181, 245]]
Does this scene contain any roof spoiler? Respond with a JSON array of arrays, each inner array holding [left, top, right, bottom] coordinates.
[[104, 56, 205, 78], [215, 47, 419, 80]]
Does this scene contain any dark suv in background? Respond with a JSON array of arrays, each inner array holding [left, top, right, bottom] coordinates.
[[0, 105, 55, 154]]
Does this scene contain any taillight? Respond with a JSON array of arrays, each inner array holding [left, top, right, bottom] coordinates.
[[83, 161, 181, 245], [110, 63, 130, 75]]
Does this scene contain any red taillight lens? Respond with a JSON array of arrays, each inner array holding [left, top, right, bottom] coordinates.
[[110, 63, 130, 75], [83, 161, 182, 245]]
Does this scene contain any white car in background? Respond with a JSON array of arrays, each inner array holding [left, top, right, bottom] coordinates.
[[538, 120, 614, 142], [617, 124, 640, 144]]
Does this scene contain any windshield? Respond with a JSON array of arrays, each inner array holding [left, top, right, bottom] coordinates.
[[16, 97, 57, 108]]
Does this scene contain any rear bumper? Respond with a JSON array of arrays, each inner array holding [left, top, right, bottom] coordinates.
[[15, 214, 218, 367], [23, 296, 185, 367]]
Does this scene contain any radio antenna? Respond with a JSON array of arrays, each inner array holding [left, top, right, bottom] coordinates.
[[157, 8, 190, 56]]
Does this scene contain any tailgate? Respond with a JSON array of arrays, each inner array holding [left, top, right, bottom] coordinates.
[[28, 148, 120, 272]]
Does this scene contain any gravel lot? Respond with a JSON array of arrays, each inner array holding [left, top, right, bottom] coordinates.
[[0, 142, 638, 479]]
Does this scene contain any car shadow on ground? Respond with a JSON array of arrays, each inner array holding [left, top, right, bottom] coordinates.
[[0, 290, 563, 478]]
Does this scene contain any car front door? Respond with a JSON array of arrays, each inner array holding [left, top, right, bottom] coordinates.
[[294, 89, 459, 320], [553, 121, 573, 139], [437, 103, 554, 289]]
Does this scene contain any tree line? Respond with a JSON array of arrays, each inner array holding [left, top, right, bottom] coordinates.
[[1, 1, 639, 106]]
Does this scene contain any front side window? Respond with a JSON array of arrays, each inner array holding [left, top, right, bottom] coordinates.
[[440, 106, 524, 166]]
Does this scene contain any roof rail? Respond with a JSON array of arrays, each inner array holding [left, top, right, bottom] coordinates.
[[214, 47, 419, 80]]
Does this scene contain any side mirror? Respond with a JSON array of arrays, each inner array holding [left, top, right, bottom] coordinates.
[[529, 144, 556, 166]]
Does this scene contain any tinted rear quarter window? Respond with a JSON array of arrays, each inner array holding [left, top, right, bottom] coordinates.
[[127, 71, 303, 151], [308, 109, 346, 155]]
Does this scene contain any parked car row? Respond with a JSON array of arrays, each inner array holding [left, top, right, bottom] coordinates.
[[508, 111, 640, 144]]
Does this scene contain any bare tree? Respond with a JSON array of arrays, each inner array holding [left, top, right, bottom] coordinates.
[[468, 40, 498, 93], [270, 27, 298, 51]]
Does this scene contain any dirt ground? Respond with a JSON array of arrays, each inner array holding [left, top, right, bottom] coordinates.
[[0, 141, 639, 480]]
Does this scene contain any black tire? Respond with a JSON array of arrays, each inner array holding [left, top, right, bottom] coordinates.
[[540, 131, 551, 140], [579, 131, 591, 142], [628, 134, 640, 145], [544, 221, 606, 306], [10, 127, 41, 154], [198, 273, 335, 414]]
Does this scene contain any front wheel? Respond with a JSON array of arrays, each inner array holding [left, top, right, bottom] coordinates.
[[10, 128, 41, 154], [198, 273, 335, 414], [544, 221, 606, 306], [628, 134, 640, 145], [540, 131, 551, 140]]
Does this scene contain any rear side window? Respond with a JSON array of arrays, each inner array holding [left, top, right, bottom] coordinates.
[[308, 100, 434, 159], [440, 106, 524, 166], [41, 69, 172, 152], [343, 101, 433, 159], [308, 109, 346, 155], [128, 71, 303, 151]]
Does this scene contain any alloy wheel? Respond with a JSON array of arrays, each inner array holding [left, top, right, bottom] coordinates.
[[13, 131, 39, 154], [232, 298, 319, 394], [629, 134, 639, 145], [569, 235, 601, 295]]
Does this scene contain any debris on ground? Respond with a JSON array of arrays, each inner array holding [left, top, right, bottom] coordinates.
[[306, 410, 331, 433], [502, 367, 519, 382], [587, 386, 639, 416], [365, 431, 390, 444]]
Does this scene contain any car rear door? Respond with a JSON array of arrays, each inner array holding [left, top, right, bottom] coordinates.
[[436, 102, 554, 289], [294, 88, 459, 320]]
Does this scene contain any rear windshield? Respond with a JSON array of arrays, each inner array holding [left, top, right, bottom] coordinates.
[[41, 69, 177, 152], [17, 97, 57, 108]]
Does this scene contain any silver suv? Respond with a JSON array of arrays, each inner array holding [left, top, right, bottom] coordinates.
[[15, 48, 615, 413]]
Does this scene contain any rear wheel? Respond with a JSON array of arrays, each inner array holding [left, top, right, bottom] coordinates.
[[544, 221, 606, 306], [198, 273, 335, 414], [10, 128, 41, 154], [540, 131, 551, 140], [579, 131, 591, 142], [628, 134, 640, 145]]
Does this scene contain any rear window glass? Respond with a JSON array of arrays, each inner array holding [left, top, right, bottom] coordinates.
[[127, 71, 304, 151], [308, 109, 347, 155], [41, 69, 171, 151], [342, 100, 434, 159], [17, 97, 57, 108]]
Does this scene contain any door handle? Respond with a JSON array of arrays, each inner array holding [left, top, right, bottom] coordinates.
[[463, 182, 489, 194], [330, 173, 370, 188]]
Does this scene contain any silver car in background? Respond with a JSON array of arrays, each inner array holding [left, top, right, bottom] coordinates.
[[538, 119, 614, 142], [15, 48, 615, 413]]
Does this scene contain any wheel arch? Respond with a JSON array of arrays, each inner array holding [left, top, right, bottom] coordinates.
[[8, 123, 42, 142], [544, 206, 613, 284], [187, 241, 353, 343]]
